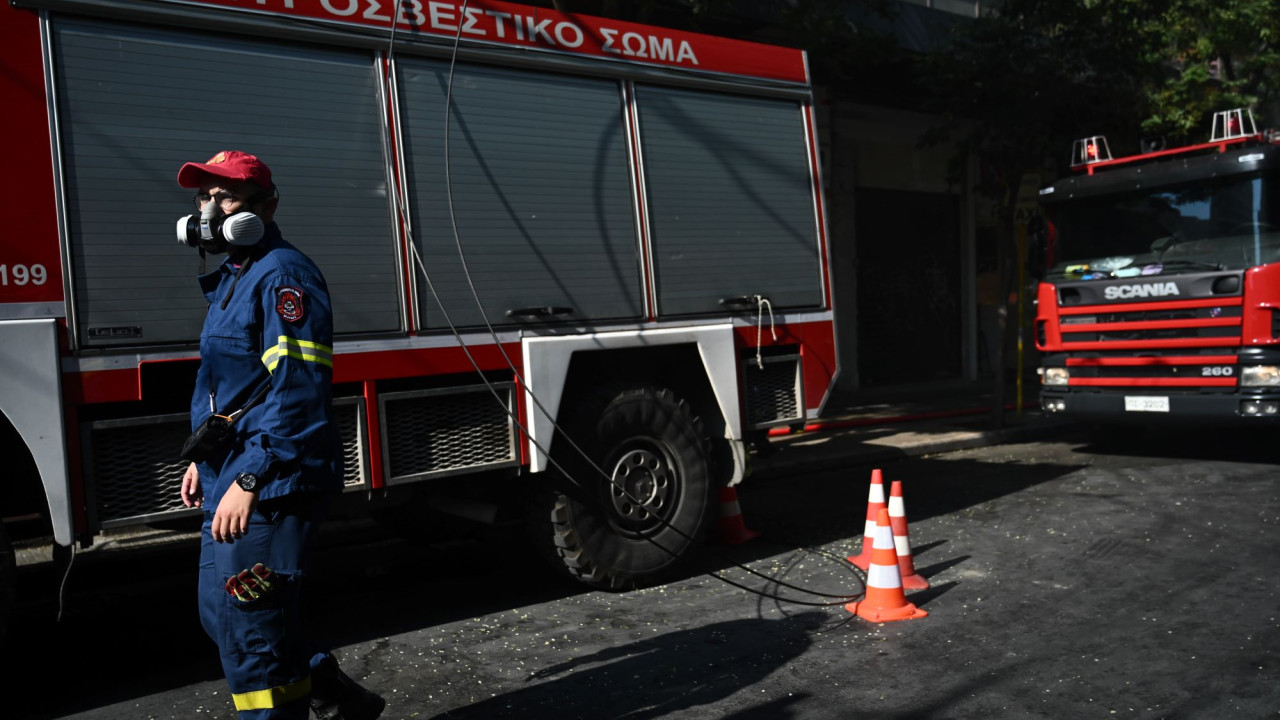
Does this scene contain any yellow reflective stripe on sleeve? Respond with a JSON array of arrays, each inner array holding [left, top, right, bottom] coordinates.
[[260, 335, 334, 373], [232, 675, 312, 711]]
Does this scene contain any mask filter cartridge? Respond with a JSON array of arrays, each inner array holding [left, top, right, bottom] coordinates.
[[176, 208, 265, 253]]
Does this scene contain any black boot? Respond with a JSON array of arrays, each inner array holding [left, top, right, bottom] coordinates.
[[310, 653, 386, 720]]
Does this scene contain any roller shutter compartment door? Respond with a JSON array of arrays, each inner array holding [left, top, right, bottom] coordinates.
[[634, 85, 823, 316], [396, 59, 643, 329], [53, 19, 399, 347]]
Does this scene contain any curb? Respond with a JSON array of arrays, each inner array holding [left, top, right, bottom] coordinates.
[[752, 417, 1074, 478], [767, 401, 1044, 437]]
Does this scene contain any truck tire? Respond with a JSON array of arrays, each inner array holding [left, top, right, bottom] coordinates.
[[528, 386, 715, 590], [0, 522, 13, 646]]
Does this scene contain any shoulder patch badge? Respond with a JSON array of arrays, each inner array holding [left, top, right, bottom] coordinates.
[[275, 286, 305, 323]]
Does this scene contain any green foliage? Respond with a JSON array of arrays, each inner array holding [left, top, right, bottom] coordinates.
[[920, 0, 1155, 199], [1136, 0, 1280, 138], [925, 0, 1280, 193]]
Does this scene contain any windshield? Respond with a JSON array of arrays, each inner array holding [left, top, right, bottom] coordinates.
[[1045, 173, 1280, 280]]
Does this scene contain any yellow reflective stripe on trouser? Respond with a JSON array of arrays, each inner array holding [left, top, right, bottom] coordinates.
[[261, 336, 334, 373], [232, 675, 312, 711]]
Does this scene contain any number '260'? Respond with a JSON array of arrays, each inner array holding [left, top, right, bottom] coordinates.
[[0, 264, 48, 286]]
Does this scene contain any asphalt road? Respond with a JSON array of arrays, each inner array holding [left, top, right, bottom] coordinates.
[[11, 424, 1280, 719]]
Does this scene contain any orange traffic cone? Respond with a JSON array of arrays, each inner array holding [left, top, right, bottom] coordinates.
[[887, 480, 929, 591], [845, 508, 928, 623], [848, 469, 886, 570], [715, 485, 760, 545]]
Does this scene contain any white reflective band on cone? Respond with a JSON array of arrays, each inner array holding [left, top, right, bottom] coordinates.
[[867, 563, 903, 589], [873, 523, 895, 550], [894, 536, 911, 556]]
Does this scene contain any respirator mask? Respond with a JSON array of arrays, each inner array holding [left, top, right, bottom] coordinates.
[[176, 198, 265, 254]]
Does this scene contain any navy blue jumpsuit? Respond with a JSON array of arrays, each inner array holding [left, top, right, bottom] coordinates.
[[192, 224, 343, 719]]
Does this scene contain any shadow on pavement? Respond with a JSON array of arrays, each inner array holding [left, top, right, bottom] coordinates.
[[430, 612, 826, 720], [6, 519, 582, 720], [683, 454, 1087, 583], [1072, 424, 1280, 464]]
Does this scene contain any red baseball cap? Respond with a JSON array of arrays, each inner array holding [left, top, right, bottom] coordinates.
[[177, 150, 273, 189]]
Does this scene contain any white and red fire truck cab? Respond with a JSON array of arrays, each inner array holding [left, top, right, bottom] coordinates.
[[1037, 109, 1280, 425]]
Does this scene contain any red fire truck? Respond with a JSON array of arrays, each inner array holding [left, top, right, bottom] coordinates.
[[0, 0, 838, 634], [1036, 109, 1280, 426]]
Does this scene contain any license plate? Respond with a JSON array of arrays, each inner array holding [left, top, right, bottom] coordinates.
[[1124, 396, 1169, 412]]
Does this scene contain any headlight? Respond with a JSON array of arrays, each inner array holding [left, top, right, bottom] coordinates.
[[1041, 367, 1069, 386], [1240, 365, 1280, 386]]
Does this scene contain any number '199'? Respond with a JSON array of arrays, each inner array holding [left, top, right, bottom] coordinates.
[[0, 264, 48, 286]]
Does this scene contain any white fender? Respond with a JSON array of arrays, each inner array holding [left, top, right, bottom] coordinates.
[[522, 324, 747, 485], [0, 319, 72, 545]]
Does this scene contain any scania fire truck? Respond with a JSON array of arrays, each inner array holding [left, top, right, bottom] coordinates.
[[1036, 109, 1280, 425], [0, 0, 838, 638]]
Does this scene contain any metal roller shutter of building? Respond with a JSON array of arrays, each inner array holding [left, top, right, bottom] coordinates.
[[52, 19, 399, 347], [634, 86, 823, 316], [396, 59, 643, 329]]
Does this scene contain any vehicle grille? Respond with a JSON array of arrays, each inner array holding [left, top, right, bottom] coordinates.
[[1057, 303, 1242, 349], [86, 413, 193, 527], [88, 398, 368, 528], [744, 354, 804, 428], [1053, 298, 1246, 391], [379, 384, 519, 484]]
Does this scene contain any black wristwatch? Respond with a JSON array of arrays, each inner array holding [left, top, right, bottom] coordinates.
[[235, 472, 259, 493]]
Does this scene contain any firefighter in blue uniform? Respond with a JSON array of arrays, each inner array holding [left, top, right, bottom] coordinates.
[[177, 151, 385, 720]]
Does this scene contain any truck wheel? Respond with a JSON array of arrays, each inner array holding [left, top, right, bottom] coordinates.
[[0, 522, 13, 645], [529, 386, 714, 590]]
